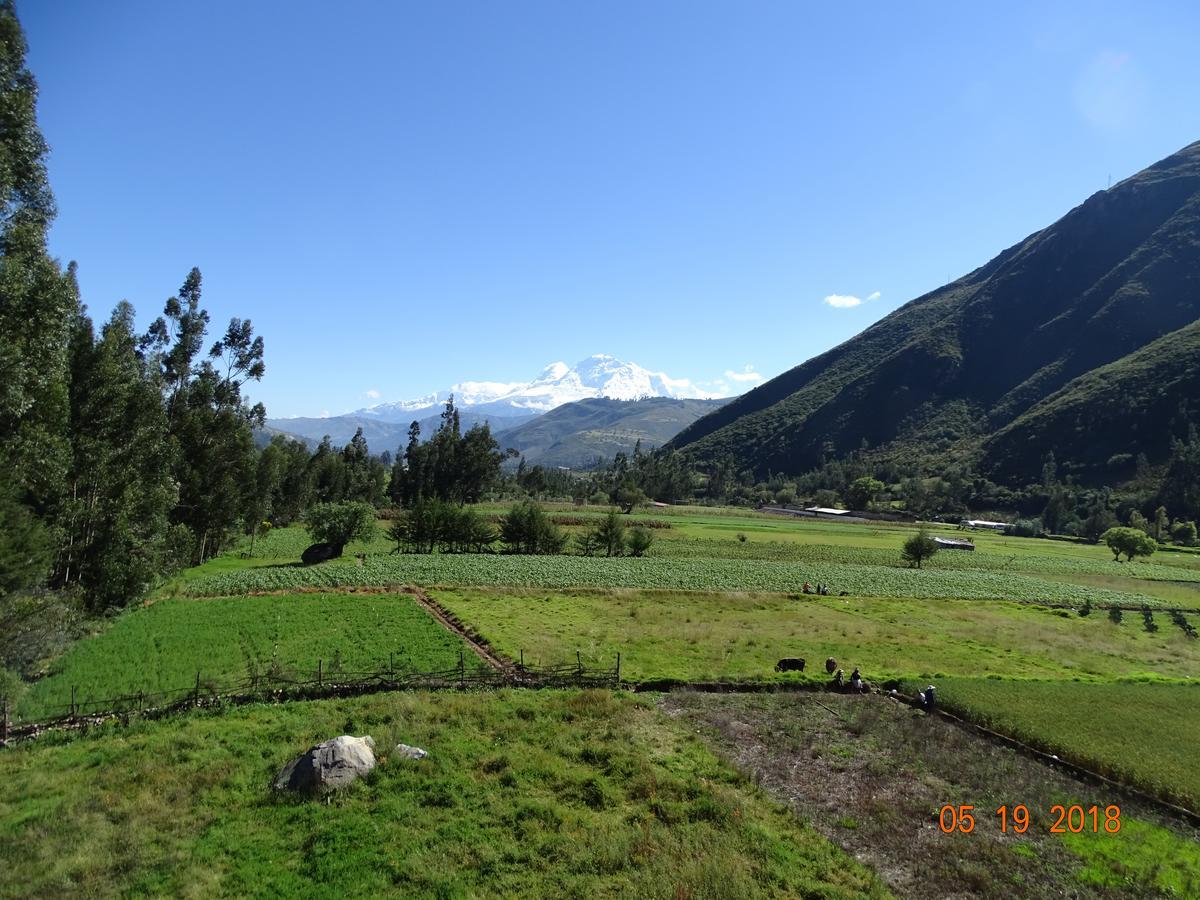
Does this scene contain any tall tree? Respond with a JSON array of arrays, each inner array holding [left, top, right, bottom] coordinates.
[[0, 2, 77, 518], [57, 302, 175, 609], [142, 269, 267, 563]]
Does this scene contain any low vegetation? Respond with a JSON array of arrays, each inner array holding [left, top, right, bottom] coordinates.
[[431, 587, 1200, 684], [0, 690, 889, 898], [12, 593, 470, 722], [185, 552, 1168, 607], [909, 678, 1200, 812]]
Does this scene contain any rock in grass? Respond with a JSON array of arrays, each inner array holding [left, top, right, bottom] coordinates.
[[394, 743, 428, 761], [274, 735, 376, 794], [300, 542, 340, 565]]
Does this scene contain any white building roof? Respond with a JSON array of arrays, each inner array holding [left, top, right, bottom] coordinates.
[[806, 506, 851, 515]]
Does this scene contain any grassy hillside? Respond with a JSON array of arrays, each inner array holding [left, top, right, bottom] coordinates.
[[670, 139, 1200, 484], [495, 396, 727, 468]]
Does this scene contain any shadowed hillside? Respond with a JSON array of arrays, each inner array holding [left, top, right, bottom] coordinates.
[[670, 140, 1200, 484]]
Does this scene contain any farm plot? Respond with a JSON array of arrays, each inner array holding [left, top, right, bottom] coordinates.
[[185, 554, 1163, 607], [0, 690, 888, 899], [651, 533, 1200, 589], [14, 593, 470, 722], [906, 678, 1200, 813], [665, 692, 1200, 898], [430, 587, 1200, 684]]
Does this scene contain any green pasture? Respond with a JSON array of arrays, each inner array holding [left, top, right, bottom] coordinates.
[[911, 678, 1200, 812], [431, 587, 1200, 684], [0, 690, 888, 899], [14, 593, 470, 722]]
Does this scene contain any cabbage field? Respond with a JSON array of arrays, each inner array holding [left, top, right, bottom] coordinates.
[[186, 552, 1162, 607]]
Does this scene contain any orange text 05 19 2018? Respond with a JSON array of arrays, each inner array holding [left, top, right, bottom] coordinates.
[[938, 804, 1121, 835]]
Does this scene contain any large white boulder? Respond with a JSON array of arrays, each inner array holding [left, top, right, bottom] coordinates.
[[274, 735, 377, 794]]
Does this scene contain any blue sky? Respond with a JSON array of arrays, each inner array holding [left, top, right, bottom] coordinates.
[[21, 1, 1200, 418]]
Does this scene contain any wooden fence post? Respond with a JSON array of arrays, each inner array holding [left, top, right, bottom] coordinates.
[[1, 696, 7, 744], [615, 652, 621, 683], [70, 685, 76, 718], [458, 649, 465, 684], [389, 652, 394, 678], [576, 651, 582, 674], [519, 649, 524, 669], [194, 671, 201, 704], [317, 659, 323, 688]]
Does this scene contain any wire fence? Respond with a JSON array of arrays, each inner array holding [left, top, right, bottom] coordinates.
[[0, 650, 622, 744]]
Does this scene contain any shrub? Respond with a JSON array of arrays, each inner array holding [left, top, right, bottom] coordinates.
[[596, 510, 626, 558], [626, 527, 653, 557], [900, 528, 938, 569], [1171, 520, 1198, 547], [304, 502, 376, 556], [500, 501, 566, 555]]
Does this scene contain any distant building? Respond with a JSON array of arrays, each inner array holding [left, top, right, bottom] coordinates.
[[806, 506, 851, 516], [963, 519, 1009, 531], [934, 536, 975, 551]]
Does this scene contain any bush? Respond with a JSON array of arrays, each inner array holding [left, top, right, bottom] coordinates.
[[626, 527, 653, 557], [500, 501, 566, 555], [388, 501, 497, 554], [1007, 518, 1043, 538], [1171, 520, 1198, 547], [900, 529, 938, 569], [304, 502, 376, 555], [596, 510, 626, 558]]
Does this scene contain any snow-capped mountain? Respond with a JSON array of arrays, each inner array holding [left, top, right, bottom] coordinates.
[[354, 355, 719, 422]]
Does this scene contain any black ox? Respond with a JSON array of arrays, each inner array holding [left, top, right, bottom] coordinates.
[[774, 657, 806, 673]]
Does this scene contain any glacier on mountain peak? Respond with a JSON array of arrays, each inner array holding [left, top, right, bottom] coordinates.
[[353, 355, 720, 421]]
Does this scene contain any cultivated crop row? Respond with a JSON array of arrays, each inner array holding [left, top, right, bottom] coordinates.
[[919, 677, 1200, 812], [187, 554, 1158, 607], [652, 535, 1200, 582]]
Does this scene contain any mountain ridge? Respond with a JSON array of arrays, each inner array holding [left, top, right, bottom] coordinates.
[[669, 139, 1200, 485]]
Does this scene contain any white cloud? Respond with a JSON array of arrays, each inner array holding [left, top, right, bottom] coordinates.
[[319, 410, 331, 418], [824, 293, 864, 308], [364, 388, 381, 399], [724, 365, 764, 384], [823, 290, 881, 309]]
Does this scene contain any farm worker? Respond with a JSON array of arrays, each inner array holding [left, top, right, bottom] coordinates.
[[833, 668, 845, 689], [923, 684, 937, 711], [850, 668, 862, 691], [802, 581, 812, 594]]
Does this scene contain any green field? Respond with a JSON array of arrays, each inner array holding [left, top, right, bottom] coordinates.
[[184, 552, 1180, 607], [431, 586, 1200, 683], [908, 678, 1200, 812], [0, 690, 889, 899], [14, 593, 471, 722]]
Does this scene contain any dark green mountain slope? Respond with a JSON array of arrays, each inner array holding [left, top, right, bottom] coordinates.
[[670, 140, 1200, 484], [982, 319, 1200, 481], [497, 397, 728, 469]]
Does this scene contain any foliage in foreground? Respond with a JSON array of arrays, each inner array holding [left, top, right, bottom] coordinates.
[[0, 691, 889, 899]]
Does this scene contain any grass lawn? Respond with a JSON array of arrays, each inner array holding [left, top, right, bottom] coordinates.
[[14, 593, 471, 722], [905, 678, 1200, 812], [0, 690, 889, 899], [431, 587, 1200, 683]]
